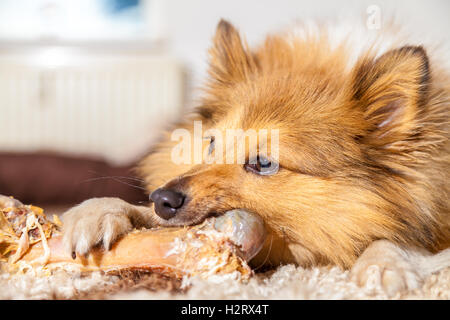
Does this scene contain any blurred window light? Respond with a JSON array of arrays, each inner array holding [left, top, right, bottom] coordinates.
[[0, 0, 160, 41], [34, 47, 70, 68]]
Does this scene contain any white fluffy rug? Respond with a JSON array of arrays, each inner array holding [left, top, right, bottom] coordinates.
[[1, 264, 449, 300]]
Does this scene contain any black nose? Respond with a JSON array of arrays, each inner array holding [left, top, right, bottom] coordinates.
[[150, 188, 185, 220]]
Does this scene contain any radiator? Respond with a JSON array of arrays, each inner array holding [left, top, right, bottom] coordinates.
[[0, 47, 184, 165]]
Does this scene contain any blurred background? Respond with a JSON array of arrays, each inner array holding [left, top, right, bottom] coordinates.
[[0, 0, 449, 212]]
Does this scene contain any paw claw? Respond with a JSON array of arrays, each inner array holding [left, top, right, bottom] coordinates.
[[382, 269, 406, 296]]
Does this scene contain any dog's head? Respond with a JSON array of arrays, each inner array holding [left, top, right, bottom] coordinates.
[[145, 20, 445, 267]]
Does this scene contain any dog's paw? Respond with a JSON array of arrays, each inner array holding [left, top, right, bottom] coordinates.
[[62, 198, 134, 258], [350, 259, 422, 296], [350, 240, 423, 296]]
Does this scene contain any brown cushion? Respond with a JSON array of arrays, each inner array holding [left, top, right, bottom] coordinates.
[[0, 152, 148, 205]]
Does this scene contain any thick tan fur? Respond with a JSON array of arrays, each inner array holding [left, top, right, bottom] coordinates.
[[137, 20, 449, 270]]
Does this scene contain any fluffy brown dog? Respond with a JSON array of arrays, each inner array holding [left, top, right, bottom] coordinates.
[[61, 20, 450, 295]]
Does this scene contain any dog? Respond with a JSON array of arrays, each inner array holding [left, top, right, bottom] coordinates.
[[61, 19, 450, 295]]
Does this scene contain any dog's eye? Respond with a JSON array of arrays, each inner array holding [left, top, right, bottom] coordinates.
[[208, 136, 215, 155], [244, 155, 279, 176]]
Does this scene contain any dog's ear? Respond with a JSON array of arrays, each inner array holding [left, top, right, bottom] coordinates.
[[208, 19, 257, 85], [353, 46, 430, 146]]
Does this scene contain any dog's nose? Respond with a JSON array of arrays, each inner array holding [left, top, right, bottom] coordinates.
[[150, 188, 185, 220]]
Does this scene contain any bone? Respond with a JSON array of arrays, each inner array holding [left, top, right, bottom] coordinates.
[[17, 210, 266, 279], [0, 195, 23, 209]]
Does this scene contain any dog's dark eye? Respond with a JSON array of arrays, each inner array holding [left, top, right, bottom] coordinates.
[[244, 155, 279, 176], [208, 136, 215, 155]]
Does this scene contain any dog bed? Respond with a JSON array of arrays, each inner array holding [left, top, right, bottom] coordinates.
[[0, 263, 448, 299]]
